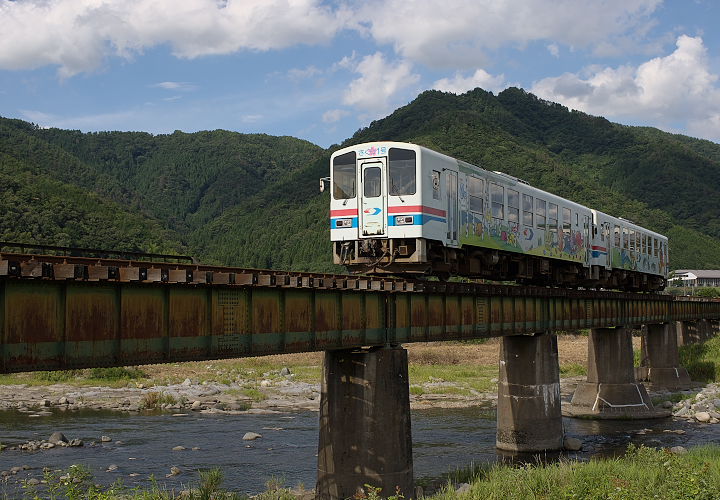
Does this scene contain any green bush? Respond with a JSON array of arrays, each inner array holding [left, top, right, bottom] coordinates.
[[88, 366, 146, 380]]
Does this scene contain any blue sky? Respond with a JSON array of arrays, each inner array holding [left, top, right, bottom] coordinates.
[[1, 0, 719, 148]]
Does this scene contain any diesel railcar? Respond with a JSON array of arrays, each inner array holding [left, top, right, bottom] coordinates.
[[329, 142, 667, 291]]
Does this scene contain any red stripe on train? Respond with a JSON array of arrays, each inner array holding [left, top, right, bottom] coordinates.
[[330, 209, 359, 217], [388, 205, 447, 216]]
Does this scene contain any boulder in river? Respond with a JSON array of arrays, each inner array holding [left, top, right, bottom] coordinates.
[[48, 432, 68, 444], [696, 412, 711, 423], [242, 432, 262, 441], [563, 437, 582, 451], [100, 435, 112, 442]]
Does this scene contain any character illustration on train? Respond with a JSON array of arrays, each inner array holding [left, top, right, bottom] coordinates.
[[328, 142, 667, 292]]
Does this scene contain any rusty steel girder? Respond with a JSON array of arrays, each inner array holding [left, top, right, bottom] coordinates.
[[1, 253, 719, 373]]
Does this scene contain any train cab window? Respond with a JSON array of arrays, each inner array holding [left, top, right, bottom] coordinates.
[[363, 167, 382, 198], [614, 225, 621, 247], [562, 207, 571, 239], [508, 189, 519, 223], [468, 176, 484, 213], [332, 151, 356, 200], [388, 148, 416, 196], [523, 194, 533, 226], [536, 199, 546, 228], [490, 183, 504, 220]]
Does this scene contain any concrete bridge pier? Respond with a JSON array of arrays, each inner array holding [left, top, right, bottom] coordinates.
[[636, 323, 691, 390], [677, 321, 699, 345], [566, 327, 669, 419], [316, 346, 414, 500], [712, 320, 720, 337], [698, 319, 715, 341], [496, 332, 564, 451]]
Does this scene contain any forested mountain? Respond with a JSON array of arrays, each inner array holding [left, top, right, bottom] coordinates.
[[2, 87, 720, 271]]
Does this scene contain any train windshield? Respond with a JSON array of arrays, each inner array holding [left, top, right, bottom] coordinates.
[[333, 151, 356, 199], [389, 148, 416, 196]]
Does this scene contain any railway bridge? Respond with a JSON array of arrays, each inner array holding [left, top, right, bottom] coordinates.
[[2, 248, 720, 499]]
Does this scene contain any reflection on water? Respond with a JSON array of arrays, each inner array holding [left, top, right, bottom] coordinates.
[[0, 406, 714, 495]]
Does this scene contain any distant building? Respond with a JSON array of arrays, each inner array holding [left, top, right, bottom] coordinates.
[[669, 270, 720, 288]]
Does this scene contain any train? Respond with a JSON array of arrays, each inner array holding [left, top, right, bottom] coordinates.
[[328, 141, 668, 292]]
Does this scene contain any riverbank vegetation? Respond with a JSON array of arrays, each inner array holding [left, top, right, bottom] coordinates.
[[432, 444, 720, 500], [12, 444, 720, 499]]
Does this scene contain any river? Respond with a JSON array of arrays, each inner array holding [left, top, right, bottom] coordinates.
[[0, 406, 713, 496]]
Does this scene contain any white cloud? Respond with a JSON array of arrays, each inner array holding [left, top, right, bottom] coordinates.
[[152, 81, 197, 91], [531, 35, 720, 142], [0, 0, 344, 77], [356, 0, 662, 69], [322, 109, 350, 123], [547, 43, 560, 58], [241, 114, 263, 123], [288, 66, 322, 81], [433, 69, 507, 94], [342, 52, 420, 116]]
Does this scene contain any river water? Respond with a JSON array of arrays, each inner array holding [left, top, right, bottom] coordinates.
[[0, 406, 715, 495]]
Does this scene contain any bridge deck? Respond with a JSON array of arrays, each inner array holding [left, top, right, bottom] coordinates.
[[1, 252, 719, 373]]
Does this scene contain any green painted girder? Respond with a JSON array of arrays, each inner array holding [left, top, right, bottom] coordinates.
[[1, 278, 719, 373]]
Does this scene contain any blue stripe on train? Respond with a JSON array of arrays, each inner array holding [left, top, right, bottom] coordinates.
[[387, 215, 447, 226], [330, 214, 447, 229], [330, 217, 358, 228]]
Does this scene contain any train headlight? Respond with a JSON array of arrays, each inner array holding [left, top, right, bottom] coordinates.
[[335, 218, 353, 228], [395, 216, 414, 225]]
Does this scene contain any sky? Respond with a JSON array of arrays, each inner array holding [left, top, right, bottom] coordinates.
[[1, 0, 719, 148]]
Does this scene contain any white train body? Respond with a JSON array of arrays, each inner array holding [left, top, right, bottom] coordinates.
[[329, 141, 667, 291]]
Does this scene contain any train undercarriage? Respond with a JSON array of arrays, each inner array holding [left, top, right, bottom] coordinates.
[[333, 238, 666, 292]]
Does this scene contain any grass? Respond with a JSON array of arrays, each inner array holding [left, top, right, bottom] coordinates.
[[0, 366, 147, 388], [559, 362, 587, 377], [139, 391, 178, 410], [18, 464, 245, 500], [408, 364, 498, 393], [680, 335, 720, 383], [429, 444, 720, 500]]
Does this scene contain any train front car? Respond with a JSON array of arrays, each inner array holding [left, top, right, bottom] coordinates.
[[330, 142, 445, 275]]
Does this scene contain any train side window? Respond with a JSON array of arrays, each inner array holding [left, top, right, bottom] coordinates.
[[548, 203, 558, 227], [332, 151, 356, 200], [508, 189, 519, 223], [654, 238, 659, 257], [523, 194, 533, 226], [388, 148, 416, 196], [614, 225, 620, 247], [535, 199, 546, 228], [562, 207, 571, 239], [642, 234, 647, 254], [622, 227, 629, 249], [468, 176, 484, 213], [490, 182, 504, 220], [630, 229, 636, 251]]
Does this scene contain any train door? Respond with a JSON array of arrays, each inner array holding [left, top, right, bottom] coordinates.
[[446, 171, 458, 245], [359, 159, 387, 237], [603, 222, 612, 270], [583, 215, 591, 266]]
